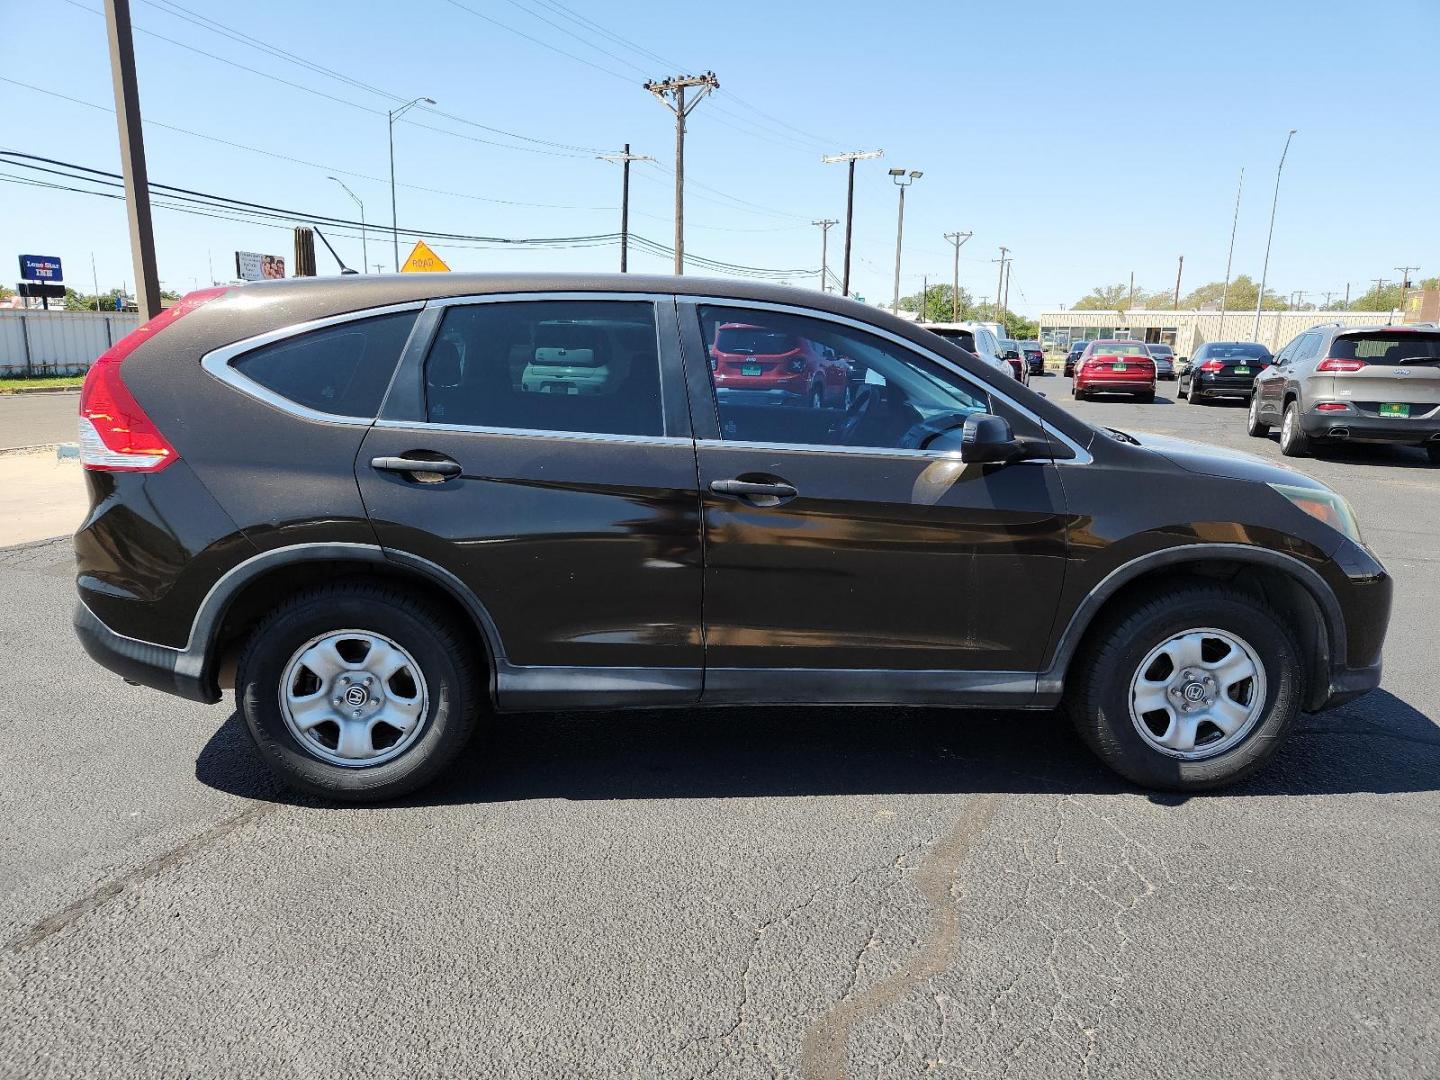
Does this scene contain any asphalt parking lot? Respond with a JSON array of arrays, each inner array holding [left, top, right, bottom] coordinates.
[[0, 391, 78, 450], [2, 377, 1437, 1079]]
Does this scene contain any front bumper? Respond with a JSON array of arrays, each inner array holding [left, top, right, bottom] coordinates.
[[1300, 410, 1440, 445], [73, 602, 219, 704]]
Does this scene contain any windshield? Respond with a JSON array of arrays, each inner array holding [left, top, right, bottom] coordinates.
[[1205, 343, 1270, 360], [1331, 332, 1440, 364], [1147, 345, 1173, 356], [714, 327, 796, 355]]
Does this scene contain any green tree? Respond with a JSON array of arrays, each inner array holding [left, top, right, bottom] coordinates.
[[1002, 312, 1038, 339], [1180, 275, 1287, 312], [899, 283, 974, 322], [160, 288, 181, 302], [1072, 282, 1134, 311], [1346, 283, 1402, 312]]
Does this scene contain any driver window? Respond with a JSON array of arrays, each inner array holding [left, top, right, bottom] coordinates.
[[695, 305, 989, 451]]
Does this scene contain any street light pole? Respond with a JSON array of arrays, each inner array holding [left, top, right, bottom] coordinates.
[[823, 150, 884, 298], [388, 96, 436, 272], [328, 176, 367, 273], [1253, 129, 1297, 341], [1218, 167, 1244, 339], [889, 168, 921, 314]]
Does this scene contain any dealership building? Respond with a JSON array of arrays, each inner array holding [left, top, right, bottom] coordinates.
[[1037, 308, 1402, 357]]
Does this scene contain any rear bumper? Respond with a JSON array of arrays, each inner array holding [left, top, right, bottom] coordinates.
[[714, 386, 806, 405], [1077, 379, 1154, 393], [73, 602, 219, 704], [1300, 411, 1440, 444], [1191, 375, 1255, 398]]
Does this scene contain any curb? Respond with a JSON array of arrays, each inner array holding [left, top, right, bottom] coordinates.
[[0, 387, 82, 396]]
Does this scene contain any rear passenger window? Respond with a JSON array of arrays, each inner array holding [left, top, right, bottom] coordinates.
[[423, 301, 664, 437], [233, 311, 417, 417]]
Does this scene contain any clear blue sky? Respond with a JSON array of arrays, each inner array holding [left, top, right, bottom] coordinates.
[[3, 0, 1436, 314]]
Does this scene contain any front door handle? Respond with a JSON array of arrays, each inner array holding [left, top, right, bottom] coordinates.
[[709, 478, 798, 506], [371, 455, 462, 479]]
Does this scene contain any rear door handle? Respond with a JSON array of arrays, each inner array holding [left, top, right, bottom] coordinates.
[[371, 455, 462, 479], [709, 478, 798, 505]]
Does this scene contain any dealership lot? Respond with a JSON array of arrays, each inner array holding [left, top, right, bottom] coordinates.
[[2, 380, 1437, 1078]]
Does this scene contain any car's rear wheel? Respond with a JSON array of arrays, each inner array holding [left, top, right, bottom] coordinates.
[[1188, 386, 1206, 405], [1246, 393, 1270, 437], [1279, 400, 1309, 457], [237, 583, 482, 802], [1068, 584, 1303, 790], [1177, 379, 1188, 399]]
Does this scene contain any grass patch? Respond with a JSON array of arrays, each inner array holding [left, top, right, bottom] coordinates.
[[0, 375, 84, 393]]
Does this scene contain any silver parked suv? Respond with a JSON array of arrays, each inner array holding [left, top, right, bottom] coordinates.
[[1248, 324, 1440, 462]]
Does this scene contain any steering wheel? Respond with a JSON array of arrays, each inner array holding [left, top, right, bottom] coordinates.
[[836, 384, 881, 445]]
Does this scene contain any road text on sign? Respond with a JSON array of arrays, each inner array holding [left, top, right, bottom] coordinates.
[[400, 241, 450, 273]]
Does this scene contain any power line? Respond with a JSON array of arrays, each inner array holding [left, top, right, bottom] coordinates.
[[1, 152, 816, 278]]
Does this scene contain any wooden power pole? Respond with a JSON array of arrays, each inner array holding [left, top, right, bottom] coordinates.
[[103, 0, 161, 319], [598, 144, 654, 272], [822, 150, 884, 297], [944, 231, 972, 321], [812, 219, 837, 291], [644, 73, 718, 275], [1173, 254, 1184, 309]]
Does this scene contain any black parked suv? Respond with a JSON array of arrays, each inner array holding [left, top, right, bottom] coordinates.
[[74, 275, 1391, 801]]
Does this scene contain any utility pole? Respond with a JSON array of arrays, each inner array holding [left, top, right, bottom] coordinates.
[[372, 263, 385, 275], [1254, 129, 1298, 340], [103, 0, 160, 320], [1173, 255, 1184, 309], [889, 168, 921, 314], [921, 275, 928, 322], [1128, 269, 1136, 311], [823, 150, 884, 297], [996, 246, 1010, 319], [598, 144, 654, 272], [1395, 264, 1420, 322], [1002, 260, 1012, 315], [1218, 167, 1244, 339], [944, 231, 972, 321], [812, 219, 837, 292], [1321, 290, 1337, 309], [1344, 282, 1351, 308], [1291, 290, 1308, 309], [645, 73, 719, 275]]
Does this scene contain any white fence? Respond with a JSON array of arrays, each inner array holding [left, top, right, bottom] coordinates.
[[0, 310, 142, 376]]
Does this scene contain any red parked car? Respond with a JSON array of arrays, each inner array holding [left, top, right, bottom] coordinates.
[[710, 322, 851, 408], [1072, 339, 1157, 402]]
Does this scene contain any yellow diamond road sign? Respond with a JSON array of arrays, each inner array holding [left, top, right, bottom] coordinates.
[[400, 240, 450, 273]]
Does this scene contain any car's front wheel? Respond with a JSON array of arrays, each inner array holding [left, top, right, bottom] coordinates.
[[237, 583, 482, 802], [1067, 584, 1303, 790]]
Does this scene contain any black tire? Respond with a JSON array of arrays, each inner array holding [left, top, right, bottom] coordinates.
[[1177, 379, 1188, 399], [1246, 393, 1270, 437], [236, 582, 483, 802], [1279, 399, 1309, 457], [1067, 583, 1304, 791], [1188, 386, 1206, 405]]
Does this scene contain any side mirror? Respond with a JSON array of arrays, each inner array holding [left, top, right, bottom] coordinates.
[[1004, 350, 1020, 360], [1177, 356, 1188, 364], [958, 413, 1024, 464]]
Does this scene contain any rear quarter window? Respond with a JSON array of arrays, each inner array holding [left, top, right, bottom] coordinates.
[[231, 311, 418, 417]]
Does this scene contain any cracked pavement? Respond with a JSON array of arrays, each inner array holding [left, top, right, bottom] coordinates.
[[2, 383, 1439, 1078]]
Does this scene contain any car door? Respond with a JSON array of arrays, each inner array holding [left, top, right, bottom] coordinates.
[[1256, 334, 1300, 421], [357, 293, 704, 708], [677, 298, 1072, 705]]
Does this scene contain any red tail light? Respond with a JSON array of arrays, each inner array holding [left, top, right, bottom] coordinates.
[[1199, 359, 1225, 372], [78, 287, 228, 472], [1315, 402, 1350, 412], [1317, 357, 1367, 372]]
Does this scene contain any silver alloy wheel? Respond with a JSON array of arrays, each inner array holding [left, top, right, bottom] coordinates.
[[1128, 627, 1267, 760], [278, 629, 430, 767], [1249, 394, 1261, 427], [1281, 404, 1295, 446]]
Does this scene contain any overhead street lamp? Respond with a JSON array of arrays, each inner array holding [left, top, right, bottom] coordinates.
[[388, 96, 436, 272], [889, 168, 921, 315], [1253, 129, 1297, 341], [327, 176, 367, 274]]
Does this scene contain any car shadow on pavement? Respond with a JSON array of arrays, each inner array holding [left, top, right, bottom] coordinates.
[[196, 688, 1440, 807], [1259, 438, 1436, 470]]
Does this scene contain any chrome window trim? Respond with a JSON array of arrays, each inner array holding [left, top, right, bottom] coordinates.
[[417, 291, 674, 439], [373, 417, 691, 448], [683, 295, 1093, 465], [695, 437, 962, 461], [200, 301, 426, 425]]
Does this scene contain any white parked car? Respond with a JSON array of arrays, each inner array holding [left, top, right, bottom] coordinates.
[[921, 322, 1017, 381]]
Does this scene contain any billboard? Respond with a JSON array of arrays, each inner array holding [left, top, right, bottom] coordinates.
[[235, 251, 286, 281], [19, 255, 63, 282]]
